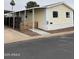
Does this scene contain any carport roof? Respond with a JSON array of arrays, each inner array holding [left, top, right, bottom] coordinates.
[[4, 10, 12, 14]]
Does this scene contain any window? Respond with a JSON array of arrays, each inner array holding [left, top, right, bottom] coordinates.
[[53, 11, 58, 18], [66, 12, 70, 18]]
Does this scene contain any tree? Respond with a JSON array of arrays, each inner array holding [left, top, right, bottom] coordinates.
[[25, 1, 39, 8], [10, 0, 15, 10]]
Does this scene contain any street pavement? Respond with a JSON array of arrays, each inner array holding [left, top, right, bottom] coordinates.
[[4, 33, 74, 59]]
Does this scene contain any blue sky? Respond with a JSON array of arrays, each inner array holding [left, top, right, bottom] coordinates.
[[4, 0, 74, 11]]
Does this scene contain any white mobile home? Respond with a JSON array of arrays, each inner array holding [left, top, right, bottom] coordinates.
[[5, 2, 74, 31]]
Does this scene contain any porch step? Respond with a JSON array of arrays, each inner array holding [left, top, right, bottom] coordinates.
[[30, 29, 51, 36]]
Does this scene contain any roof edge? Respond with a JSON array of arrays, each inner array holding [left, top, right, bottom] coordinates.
[[45, 2, 74, 11]]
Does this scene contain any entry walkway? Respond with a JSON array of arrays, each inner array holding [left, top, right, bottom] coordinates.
[[30, 29, 51, 36]]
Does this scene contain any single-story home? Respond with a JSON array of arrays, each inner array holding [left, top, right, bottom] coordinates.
[[4, 2, 74, 31]]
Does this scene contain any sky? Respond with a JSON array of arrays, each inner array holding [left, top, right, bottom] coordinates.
[[4, 0, 74, 11]]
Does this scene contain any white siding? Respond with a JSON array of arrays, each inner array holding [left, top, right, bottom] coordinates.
[[45, 4, 74, 30]]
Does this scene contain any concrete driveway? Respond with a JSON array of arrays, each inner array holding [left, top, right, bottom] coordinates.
[[4, 27, 74, 44], [4, 27, 31, 43]]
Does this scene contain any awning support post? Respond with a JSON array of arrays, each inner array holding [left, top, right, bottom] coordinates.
[[32, 8, 35, 30]]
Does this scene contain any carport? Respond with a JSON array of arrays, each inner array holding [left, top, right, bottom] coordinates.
[[4, 12, 22, 30]]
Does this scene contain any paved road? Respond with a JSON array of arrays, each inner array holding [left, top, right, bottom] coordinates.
[[4, 33, 74, 59]]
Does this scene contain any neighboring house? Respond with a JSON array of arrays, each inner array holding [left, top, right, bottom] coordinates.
[[5, 2, 74, 31]]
